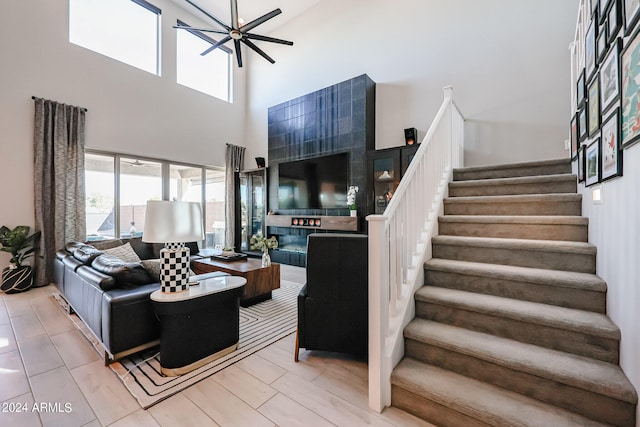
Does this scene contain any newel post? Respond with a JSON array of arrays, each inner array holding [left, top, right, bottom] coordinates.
[[367, 214, 391, 412], [443, 85, 453, 100]]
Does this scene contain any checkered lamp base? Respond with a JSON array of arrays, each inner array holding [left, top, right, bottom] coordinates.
[[160, 244, 190, 293]]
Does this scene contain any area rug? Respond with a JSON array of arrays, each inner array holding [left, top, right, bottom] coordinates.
[[56, 280, 302, 408]]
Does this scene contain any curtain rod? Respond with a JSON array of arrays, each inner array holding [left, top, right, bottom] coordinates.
[[31, 96, 88, 112]]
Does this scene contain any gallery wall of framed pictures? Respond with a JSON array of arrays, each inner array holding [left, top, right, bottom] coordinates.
[[573, 0, 640, 186]]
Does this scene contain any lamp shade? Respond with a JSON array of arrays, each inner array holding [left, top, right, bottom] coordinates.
[[142, 201, 204, 243]]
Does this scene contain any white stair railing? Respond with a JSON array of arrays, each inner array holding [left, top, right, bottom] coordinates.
[[367, 86, 464, 412]]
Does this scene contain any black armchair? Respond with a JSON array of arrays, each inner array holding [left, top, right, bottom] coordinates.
[[295, 233, 368, 361]]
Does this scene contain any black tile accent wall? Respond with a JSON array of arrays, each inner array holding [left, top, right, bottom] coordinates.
[[267, 74, 375, 215], [266, 74, 376, 266]]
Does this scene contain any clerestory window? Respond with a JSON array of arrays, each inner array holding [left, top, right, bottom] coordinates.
[[176, 20, 233, 102], [69, 0, 161, 75]]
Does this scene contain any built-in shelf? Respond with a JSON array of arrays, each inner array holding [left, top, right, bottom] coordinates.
[[266, 215, 358, 231]]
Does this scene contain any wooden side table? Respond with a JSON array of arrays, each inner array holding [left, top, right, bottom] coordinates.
[[151, 276, 246, 376], [192, 258, 280, 307]]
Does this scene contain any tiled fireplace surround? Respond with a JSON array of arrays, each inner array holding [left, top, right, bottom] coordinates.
[[266, 74, 376, 266]]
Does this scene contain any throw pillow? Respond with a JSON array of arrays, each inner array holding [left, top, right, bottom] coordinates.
[[140, 259, 161, 282], [90, 239, 124, 251], [140, 259, 195, 283], [92, 254, 152, 289], [102, 242, 141, 263]]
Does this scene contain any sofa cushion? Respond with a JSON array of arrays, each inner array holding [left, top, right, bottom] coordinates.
[[103, 242, 141, 263], [72, 244, 104, 265], [92, 254, 152, 289]]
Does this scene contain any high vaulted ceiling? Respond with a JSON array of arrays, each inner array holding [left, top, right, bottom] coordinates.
[[172, 0, 321, 34]]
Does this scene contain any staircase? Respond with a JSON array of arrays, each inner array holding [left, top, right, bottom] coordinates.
[[390, 159, 638, 426]]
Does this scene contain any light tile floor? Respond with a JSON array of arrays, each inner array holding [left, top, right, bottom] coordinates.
[[0, 265, 433, 427]]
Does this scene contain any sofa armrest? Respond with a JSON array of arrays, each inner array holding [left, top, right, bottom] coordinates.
[[297, 283, 308, 346], [76, 264, 117, 291], [101, 283, 161, 356]]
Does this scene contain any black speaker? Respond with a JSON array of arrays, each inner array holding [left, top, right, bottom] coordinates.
[[255, 157, 265, 168], [404, 128, 418, 145]]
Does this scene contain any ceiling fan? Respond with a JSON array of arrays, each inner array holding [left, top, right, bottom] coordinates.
[[174, 0, 294, 67]]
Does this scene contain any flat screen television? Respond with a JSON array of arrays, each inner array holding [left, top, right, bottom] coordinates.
[[278, 153, 349, 209]]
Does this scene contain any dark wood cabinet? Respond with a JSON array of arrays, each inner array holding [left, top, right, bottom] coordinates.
[[237, 168, 267, 255], [367, 145, 419, 214]]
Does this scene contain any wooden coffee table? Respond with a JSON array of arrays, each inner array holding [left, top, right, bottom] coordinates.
[[192, 257, 280, 307]]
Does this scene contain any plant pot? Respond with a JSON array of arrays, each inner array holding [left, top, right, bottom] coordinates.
[[350, 210, 357, 217], [1, 265, 34, 294]]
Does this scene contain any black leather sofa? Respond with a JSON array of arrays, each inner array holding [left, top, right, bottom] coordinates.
[[54, 237, 227, 364], [295, 233, 368, 361]]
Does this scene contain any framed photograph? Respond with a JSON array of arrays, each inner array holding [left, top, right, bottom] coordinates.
[[578, 144, 586, 182], [586, 18, 598, 81], [608, 0, 622, 41], [600, 108, 623, 180], [571, 115, 579, 159], [577, 70, 587, 109], [600, 38, 621, 112], [621, 28, 640, 147], [588, 76, 601, 136], [597, 29, 609, 63], [625, 0, 640, 35], [579, 107, 589, 142], [585, 138, 601, 186]]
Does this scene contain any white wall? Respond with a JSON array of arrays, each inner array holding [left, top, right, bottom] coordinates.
[[244, 0, 578, 167], [0, 0, 246, 268], [576, 145, 640, 424]]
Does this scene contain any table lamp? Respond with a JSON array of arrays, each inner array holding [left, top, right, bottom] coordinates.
[[142, 201, 204, 293]]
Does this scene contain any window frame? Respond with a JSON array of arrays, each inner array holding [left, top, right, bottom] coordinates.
[[84, 149, 225, 244]]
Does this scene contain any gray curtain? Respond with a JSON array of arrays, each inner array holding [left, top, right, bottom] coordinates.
[[33, 98, 87, 286], [225, 143, 245, 249]]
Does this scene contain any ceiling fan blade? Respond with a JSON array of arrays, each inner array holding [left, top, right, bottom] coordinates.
[[185, 0, 231, 31], [242, 38, 275, 64], [230, 0, 239, 30], [234, 40, 243, 67], [201, 36, 232, 56], [245, 33, 293, 46], [173, 25, 228, 35], [241, 9, 281, 33]]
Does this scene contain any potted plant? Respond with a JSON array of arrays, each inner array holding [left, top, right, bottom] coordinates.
[[250, 233, 278, 267], [347, 185, 359, 217], [0, 225, 41, 293]]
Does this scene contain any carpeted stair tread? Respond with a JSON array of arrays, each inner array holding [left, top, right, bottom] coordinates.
[[424, 259, 606, 293], [392, 358, 610, 427], [450, 173, 576, 187], [453, 159, 571, 181], [432, 235, 596, 256], [438, 215, 588, 226], [404, 319, 637, 404], [449, 174, 577, 196], [415, 286, 618, 339], [444, 193, 582, 205]]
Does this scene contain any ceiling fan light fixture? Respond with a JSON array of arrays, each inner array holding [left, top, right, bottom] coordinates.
[[178, 0, 293, 67]]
